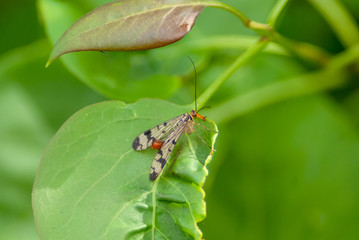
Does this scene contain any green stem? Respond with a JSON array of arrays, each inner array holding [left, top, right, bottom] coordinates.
[[210, 1, 272, 34], [192, 38, 269, 108], [308, 0, 359, 47], [207, 43, 359, 123], [164, 35, 288, 56], [210, 1, 330, 65], [328, 43, 359, 70], [267, 0, 290, 27], [208, 70, 345, 123], [273, 33, 330, 65], [209, 1, 250, 26]]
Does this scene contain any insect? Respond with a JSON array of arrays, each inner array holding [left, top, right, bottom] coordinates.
[[132, 57, 217, 181]]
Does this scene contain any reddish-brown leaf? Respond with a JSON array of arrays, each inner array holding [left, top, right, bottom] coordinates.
[[47, 0, 221, 65]]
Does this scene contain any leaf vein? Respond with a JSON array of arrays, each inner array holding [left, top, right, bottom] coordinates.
[[162, 177, 196, 229], [63, 149, 133, 227], [99, 186, 152, 239]]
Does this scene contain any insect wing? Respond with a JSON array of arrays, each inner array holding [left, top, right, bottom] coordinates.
[[132, 114, 186, 151], [150, 113, 191, 180]]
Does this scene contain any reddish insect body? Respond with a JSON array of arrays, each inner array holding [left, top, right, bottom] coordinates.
[[152, 140, 163, 149], [190, 110, 206, 121]]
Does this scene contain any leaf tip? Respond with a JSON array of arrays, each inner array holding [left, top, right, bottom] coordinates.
[[45, 59, 51, 68], [46, 49, 61, 67]]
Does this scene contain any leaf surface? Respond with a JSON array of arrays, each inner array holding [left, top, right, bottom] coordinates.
[[47, 0, 221, 65], [32, 99, 218, 240], [39, 0, 184, 100]]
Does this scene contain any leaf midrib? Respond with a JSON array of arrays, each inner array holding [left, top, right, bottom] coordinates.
[[151, 179, 159, 239]]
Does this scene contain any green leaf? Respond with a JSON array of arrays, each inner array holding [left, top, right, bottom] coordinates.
[[47, 0, 218, 65], [32, 99, 218, 240]]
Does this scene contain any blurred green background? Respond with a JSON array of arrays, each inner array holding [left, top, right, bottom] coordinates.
[[1, 0, 359, 239]]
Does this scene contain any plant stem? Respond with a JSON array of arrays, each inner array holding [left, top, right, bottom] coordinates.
[[207, 43, 359, 123], [211, 1, 330, 65], [167, 35, 288, 55], [328, 43, 359, 70], [209, 1, 250, 26], [192, 38, 269, 108], [273, 33, 330, 66], [267, 0, 290, 27], [208, 70, 346, 123], [308, 0, 359, 47]]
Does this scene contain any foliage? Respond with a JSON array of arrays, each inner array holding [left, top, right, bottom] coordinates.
[[1, 0, 359, 239], [33, 100, 217, 239]]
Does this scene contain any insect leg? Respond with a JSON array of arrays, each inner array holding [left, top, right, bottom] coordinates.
[[192, 127, 216, 153], [193, 122, 219, 133]]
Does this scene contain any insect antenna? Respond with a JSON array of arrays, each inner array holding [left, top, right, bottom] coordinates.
[[187, 56, 198, 112], [197, 106, 211, 113]]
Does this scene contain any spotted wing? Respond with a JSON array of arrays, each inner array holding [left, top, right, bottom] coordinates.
[[150, 113, 192, 181], [132, 114, 186, 151]]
